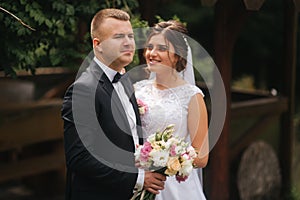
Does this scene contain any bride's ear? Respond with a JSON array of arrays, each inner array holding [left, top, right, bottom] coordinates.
[[169, 54, 177, 69], [174, 55, 184, 72]]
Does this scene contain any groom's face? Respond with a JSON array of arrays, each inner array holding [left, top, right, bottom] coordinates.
[[93, 18, 135, 71]]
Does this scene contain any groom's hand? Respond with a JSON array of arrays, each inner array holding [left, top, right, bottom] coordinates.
[[143, 171, 166, 194]]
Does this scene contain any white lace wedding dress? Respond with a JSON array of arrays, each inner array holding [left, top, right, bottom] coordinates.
[[134, 79, 207, 200]]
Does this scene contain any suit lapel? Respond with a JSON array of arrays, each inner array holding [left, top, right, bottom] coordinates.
[[92, 61, 143, 144], [120, 75, 144, 144], [96, 65, 132, 135]]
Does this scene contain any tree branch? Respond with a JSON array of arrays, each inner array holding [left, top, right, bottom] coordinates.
[[0, 6, 36, 31]]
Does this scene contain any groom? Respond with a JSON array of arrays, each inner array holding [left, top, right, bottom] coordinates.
[[61, 8, 166, 200]]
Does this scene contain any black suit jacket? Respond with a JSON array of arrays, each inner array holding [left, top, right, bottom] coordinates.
[[61, 60, 143, 200]]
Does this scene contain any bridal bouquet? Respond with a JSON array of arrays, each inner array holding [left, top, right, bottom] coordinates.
[[133, 124, 197, 200]]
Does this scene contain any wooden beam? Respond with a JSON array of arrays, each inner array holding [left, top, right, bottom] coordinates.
[[0, 67, 75, 77], [230, 114, 277, 161], [231, 97, 288, 118], [0, 152, 65, 182], [41, 78, 74, 99], [243, 0, 266, 11], [0, 99, 62, 113], [280, 0, 298, 196], [201, 0, 218, 6], [0, 100, 63, 151]]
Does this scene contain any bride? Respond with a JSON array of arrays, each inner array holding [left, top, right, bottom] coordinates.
[[134, 20, 209, 200]]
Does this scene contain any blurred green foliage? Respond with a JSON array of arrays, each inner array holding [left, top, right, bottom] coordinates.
[[1, 0, 299, 108], [0, 0, 143, 77]]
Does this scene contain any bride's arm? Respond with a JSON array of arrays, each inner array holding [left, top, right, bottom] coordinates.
[[187, 93, 209, 168]]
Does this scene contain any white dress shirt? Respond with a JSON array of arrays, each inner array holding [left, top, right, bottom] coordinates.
[[94, 57, 144, 191]]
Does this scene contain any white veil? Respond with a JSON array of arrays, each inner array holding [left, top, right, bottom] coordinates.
[[179, 39, 195, 85], [184, 40, 204, 187]]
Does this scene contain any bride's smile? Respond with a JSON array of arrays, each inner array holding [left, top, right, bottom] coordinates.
[[145, 34, 177, 73]]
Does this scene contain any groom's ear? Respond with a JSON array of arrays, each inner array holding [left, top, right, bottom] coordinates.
[[93, 38, 102, 52]]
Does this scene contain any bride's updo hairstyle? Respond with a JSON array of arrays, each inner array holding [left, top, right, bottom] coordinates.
[[145, 20, 188, 72]]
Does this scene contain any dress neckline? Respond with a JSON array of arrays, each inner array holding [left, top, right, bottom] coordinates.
[[150, 80, 189, 91], [153, 84, 189, 91]]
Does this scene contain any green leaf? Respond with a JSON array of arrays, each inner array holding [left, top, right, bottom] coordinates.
[[31, 2, 41, 10], [20, 0, 27, 5], [17, 28, 26, 36], [25, 4, 31, 12], [35, 42, 48, 56], [66, 4, 75, 16], [52, 1, 65, 12], [49, 48, 63, 66], [45, 19, 53, 28]]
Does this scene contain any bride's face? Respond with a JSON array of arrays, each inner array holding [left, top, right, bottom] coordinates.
[[144, 34, 178, 74]]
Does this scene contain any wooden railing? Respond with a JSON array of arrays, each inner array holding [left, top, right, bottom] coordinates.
[[0, 68, 76, 192], [230, 96, 288, 161], [0, 99, 65, 183]]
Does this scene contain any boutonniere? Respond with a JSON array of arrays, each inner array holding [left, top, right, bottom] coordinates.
[[137, 99, 148, 115]]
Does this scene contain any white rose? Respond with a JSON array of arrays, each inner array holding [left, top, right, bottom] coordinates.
[[150, 150, 169, 167], [179, 160, 193, 176]]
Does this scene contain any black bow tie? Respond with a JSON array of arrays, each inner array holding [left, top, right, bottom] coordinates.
[[112, 72, 123, 83]]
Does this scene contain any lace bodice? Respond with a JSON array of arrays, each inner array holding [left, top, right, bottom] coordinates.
[[134, 79, 204, 141]]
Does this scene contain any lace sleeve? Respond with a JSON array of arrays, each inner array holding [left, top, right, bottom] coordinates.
[[192, 85, 204, 98]]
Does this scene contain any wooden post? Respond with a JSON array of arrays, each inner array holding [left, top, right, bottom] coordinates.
[[137, 0, 157, 26], [280, 0, 297, 196], [293, 0, 300, 11], [207, 0, 248, 199], [243, 0, 266, 10], [201, 0, 218, 7]]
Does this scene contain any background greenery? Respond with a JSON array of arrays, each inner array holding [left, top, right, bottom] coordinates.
[[2, 0, 295, 107], [0, 0, 296, 89], [0, 0, 140, 76]]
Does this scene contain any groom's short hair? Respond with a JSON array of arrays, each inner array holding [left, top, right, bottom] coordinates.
[[90, 8, 130, 39]]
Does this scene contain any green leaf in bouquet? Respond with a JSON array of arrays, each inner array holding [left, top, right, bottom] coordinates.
[[155, 131, 163, 141]]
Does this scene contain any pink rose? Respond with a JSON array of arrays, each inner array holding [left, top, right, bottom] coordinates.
[[140, 142, 152, 162], [137, 99, 148, 115], [170, 144, 177, 157]]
